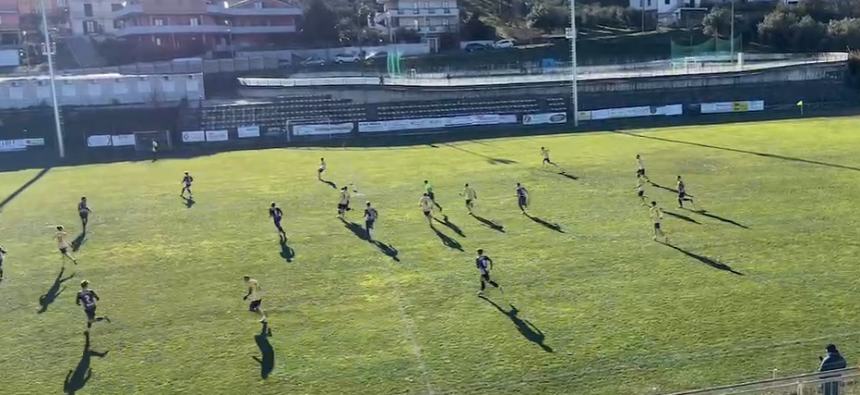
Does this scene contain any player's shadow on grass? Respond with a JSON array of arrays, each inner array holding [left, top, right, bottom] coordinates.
[[0, 167, 50, 212], [430, 224, 463, 251], [38, 267, 75, 314], [252, 322, 274, 379], [689, 209, 749, 229], [434, 215, 465, 237], [63, 332, 108, 395], [443, 144, 518, 165], [319, 179, 337, 189], [182, 196, 195, 208], [661, 242, 744, 276], [619, 131, 860, 172], [525, 213, 564, 233], [71, 232, 87, 252], [649, 182, 679, 194], [665, 210, 701, 225], [480, 297, 553, 353], [471, 214, 505, 233], [557, 171, 579, 181], [340, 219, 401, 261], [279, 240, 295, 263]]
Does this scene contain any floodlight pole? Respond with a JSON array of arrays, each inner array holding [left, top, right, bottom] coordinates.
[[40, 0, 64, 158], [729, 0, 735, 63], [570, 0, 579, 127]]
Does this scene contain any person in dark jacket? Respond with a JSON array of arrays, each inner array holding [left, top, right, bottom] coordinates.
[[820, 344, 847, 395]]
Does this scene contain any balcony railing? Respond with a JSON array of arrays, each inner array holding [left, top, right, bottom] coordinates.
[[206, 5, 302, 16], [115, 24, 296, 37], [388, 8, 457, 16]]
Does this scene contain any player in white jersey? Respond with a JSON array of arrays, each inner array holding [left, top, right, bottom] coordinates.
[[55, 225, 77, 265], [243, 276, 267, 323], [540, 147, 556, 167], [0, 243, 6, 281], [337, 186, 351, 219], [419, 193, 434, 224], [635, 154, 649, 182], [650, 201, 669, 242], [461, 183, 477, 214], [318, 158, 327, 180]]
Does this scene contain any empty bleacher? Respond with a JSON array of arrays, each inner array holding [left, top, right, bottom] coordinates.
[[376, 97, 542, 120], [201, 95, 367, 130]]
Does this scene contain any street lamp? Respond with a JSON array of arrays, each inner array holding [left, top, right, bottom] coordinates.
[[729, 0, 735, 64], [225, 20, 234, 58], [569, 0, 579, 127], [40, 0, 64, 159]]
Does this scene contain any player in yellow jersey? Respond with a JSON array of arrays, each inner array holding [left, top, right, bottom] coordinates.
[[419, 193, 434, 224], [540, 147, 556, 167], [55, 225, 77, 265], [649, 201, 668, 243], [461, 183, 477, 214], [243, 276, 267, 323], [337, 186, 351, 219]]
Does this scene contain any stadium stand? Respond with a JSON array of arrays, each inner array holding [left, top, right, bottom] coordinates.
[[201, 96, 367, 129], [376, 97, 542, 120]]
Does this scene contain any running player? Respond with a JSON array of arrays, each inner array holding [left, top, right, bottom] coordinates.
[[269, 203, 286, 241], [424, 180, 443, 211], [337, 186, 351, 219], [151, 140, 159, 161], [677, 175, 695, 208], [76, 280, 110, 332], [78, 197, 92, 232], [635, 177, 647, 205], [0, 244, 6, 281], [364, 201, 378, 241], [475, 249, 502, 296], [516, 183, 529, 214], [541, 147, 555, 167], [318, 158, 327, 180], [55, 225, 77, 265], [636, 154, 649, 182], [650, 201, 669, 242], [419, 193, 434, 224], [243, 276, 267, 323], [462, 183, 477, 214], [180, 171, 194, 199]]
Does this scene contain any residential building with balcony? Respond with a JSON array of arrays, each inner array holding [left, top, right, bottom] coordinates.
[[69, 0, 122, 35], [113, 0, 301, 52], [379, 0, 459, 37]]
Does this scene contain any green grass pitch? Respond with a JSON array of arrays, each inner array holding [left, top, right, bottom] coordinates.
[[1, 117, 859, 395]]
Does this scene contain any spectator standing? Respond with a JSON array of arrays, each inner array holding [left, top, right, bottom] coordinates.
[[820, 344, 847, 395]]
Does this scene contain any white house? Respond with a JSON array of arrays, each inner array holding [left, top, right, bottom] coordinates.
[[69, 0, 123, 35]]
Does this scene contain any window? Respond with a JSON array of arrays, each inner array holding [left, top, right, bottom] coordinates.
[[647, 0, 652, 5], [155, 37, 162, 46], [664, 0, 670, 4], [254, 1, 263, 9], [84, 20, 96, 34], [154, 18, 165, 26], [111, 3, 123, 11], [190, 17, 200, 26], [83, 3, 93, 17]]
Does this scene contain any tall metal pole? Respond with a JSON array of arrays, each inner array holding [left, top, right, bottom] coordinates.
[[729, 0, 735, 63], [570, 0, 578, 127], [640, 0, 645, 32], [40, 0, 64, 158]]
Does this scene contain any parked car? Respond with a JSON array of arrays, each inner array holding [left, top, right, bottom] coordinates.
[[493, 39, 516, 49], [464, 43, 488, 53], [334, 53, 361, 63], [300, 56, 326, 66]]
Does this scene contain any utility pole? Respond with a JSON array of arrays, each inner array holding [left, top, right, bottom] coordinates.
[[729, 0, 735, 63], [40, 0, 64, 159], [569, 0, 579, 127]]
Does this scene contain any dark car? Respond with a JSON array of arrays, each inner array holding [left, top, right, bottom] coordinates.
[[464, 43, 488, 53]]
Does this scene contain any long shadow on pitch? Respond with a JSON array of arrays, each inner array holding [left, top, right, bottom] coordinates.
[[434, 215, 465, 237], [662, 242, 744, 276], [430, 224, 463, 251], [650, 182, 679, 194], [182, 196, 196, 208], [63, 332, 108, 395], [319, 178, 337, 189], [689, 209, 749, 229], [71, 232, 87, 252], [480, 297, 553, 353], [665, 210, 701, 225], [341, 219, 400, 261], [279, 240, 295, 263], [557, 171, 579, 181], [0, 167, 51, 212], [253, 322, 274, 379], [471, 214, 505, 233], [38, 267, 76, 314], [619, 131, 860, 172], [444, 144, 518, 165], [525, 213, 565, 233]]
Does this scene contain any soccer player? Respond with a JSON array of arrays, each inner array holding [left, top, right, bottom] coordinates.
[[0, 244, 6, 281], [78, 197, 92, 232], [318, 158, 327, 180], [635, 177, 647, 205], [462, 183, 477, 214], [76, 280, 110, 332], [243, 276, 267, 323], [151, 140, 159, 161], [55, 225, 77, 265], [677, 175, 695, 208], [516, 183, 529, 214], [650, 201, 669, 242], [419, 193, 434, 224], [423, 180, 442, 211], [180, 171, 194, 199], [269, 203, 287, 242], [540, 147, 555, 167], [337, 186, 351, 219], [635, 154, 649, 182], [364, 201, 378, 241], [475, 249, 502, 296]]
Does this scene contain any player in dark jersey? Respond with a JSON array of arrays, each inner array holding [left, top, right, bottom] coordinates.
[[364, 201, 378, 241], [0, 244, 6, 281], [269, 203, 286, 242], [76, 280, 110, 332], [180, 171, 194, 199], [516, 183, 529, 214], [475, 249, 502, 296], [78, 197, 92, 232], [677, 175, 695, 208]]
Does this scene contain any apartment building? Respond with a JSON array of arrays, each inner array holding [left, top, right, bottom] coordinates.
[[383, 0, 459, 36]]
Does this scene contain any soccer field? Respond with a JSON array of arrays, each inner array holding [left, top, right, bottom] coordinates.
[[1, 117, 859, 395]]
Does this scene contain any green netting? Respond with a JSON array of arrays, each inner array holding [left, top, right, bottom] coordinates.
[[671, 35, 743, 59]]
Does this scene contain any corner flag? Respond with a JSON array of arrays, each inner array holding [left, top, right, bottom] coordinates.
[[796, 100, 804, 107]]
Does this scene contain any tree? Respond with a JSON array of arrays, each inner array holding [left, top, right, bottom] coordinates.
[[792, 15, 826, 50], [461, 12, 496, 40], [827, 17, 860, 50], [527, 4, 569, 33], [703, 7, 740, 38], [300, 0, 339, 46], [757, 7, 798, 50]]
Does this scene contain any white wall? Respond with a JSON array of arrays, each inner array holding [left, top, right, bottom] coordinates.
[[69, 0, 121, 35]]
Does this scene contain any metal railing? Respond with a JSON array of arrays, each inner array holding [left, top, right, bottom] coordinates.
[[669, 367, 860, 395]]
